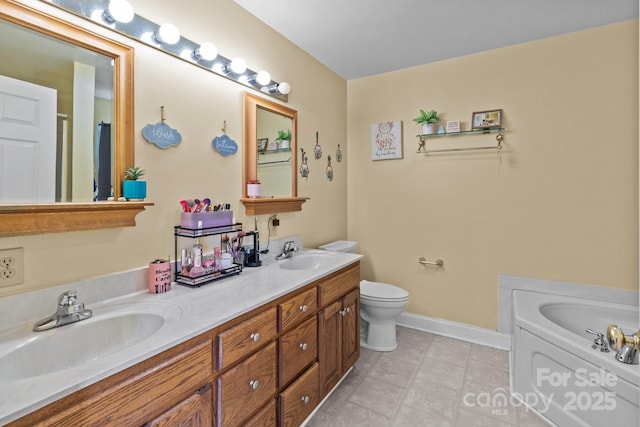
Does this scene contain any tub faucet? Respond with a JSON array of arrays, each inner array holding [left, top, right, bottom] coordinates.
[[276, 241, 298, 260], [33, 290, 93, 332], [585, 329, 610, 352], [606, 324, 639, 364]]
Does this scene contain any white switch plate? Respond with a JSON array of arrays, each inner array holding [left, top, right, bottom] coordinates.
[[0, 247, 24, 287]]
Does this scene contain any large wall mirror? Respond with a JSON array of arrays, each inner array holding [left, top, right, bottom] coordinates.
[[0, 0, 147, 237], [242, 92, 308, 215]]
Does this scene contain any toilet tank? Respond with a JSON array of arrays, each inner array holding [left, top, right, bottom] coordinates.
[[318, 240, 358, 253]]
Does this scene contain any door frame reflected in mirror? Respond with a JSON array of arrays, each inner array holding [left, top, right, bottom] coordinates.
[[242, 92, 308, 215]]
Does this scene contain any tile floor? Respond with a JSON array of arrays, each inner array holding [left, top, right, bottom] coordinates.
[[306, 327, 551, 427]]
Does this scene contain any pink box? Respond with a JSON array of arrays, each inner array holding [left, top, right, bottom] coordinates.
[[181, 211, 233, 229]]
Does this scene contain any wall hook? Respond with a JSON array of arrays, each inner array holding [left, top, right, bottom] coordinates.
[[222, 120, 227, 135], [160, 105, 166, 124]]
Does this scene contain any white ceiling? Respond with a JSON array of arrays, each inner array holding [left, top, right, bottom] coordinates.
[[234, 0, 639, 80]]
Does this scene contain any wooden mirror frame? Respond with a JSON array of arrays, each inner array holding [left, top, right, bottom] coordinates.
[[0, 0, 150, 237], [241, 92, 308, 215]]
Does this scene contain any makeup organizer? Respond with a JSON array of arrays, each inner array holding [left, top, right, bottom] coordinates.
[[173, 211, 244, 287]]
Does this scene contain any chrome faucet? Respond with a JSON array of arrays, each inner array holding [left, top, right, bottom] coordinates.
[[606, 324, 639, 364], [276, 241, 298, 260], [33, 290, 93, 332]]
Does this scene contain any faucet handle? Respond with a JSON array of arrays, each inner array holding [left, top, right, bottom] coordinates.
[[58, 290, 78, 307]]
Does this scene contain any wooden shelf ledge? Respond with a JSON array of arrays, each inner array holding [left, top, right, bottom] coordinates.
[[240, 197, 309, 215], [0, 201, 154, 237]]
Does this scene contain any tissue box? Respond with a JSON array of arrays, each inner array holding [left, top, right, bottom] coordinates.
[[181, 211, 233, 229]]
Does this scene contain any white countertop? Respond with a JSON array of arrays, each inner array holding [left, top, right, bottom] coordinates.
[[0, 248, 362, 425]]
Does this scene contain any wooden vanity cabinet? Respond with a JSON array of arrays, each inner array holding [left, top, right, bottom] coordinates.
[[10, 262, 360, 427]]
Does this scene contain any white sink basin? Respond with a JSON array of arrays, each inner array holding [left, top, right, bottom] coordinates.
[[0, 301, 182, 382], [278, 251, 338, 270]]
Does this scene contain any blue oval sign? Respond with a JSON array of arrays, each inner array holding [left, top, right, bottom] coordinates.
[[212, 134, 238, 156], [142, 122, 182, 149]]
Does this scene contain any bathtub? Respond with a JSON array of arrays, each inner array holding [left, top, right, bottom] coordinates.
[[511, 289, 639, 426]]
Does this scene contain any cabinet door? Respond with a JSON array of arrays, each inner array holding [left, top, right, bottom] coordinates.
[[279, 363, 319, 427], [145, 384, 213, 427], [342, 289, 360, 372], [318, 300, 342, 397], [279, 316, 317, 387], [217, 342, 277, 427]]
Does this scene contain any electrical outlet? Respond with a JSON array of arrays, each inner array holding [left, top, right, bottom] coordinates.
[[0, 247, 24, 287], [272, 217, 280, 227]]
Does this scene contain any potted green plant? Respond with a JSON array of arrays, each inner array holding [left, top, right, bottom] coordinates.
[[276, 129, 291, 149], [413, 109, 440, 135], [122, 166, 146, 200]]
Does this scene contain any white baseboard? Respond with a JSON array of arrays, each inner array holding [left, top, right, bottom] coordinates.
[[396, 312, 511, 350]]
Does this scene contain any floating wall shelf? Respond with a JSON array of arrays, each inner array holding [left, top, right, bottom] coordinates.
[[417, 128, 505, 154]]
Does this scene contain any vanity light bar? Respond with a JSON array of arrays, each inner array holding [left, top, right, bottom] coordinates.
[[42, 0, 289, 102]]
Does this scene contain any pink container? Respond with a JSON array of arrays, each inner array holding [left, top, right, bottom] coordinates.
[[148, 259, 171, 293]]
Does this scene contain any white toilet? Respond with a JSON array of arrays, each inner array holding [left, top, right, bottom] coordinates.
[[359, 280, 409, 351], [319, 240, 410, 352]]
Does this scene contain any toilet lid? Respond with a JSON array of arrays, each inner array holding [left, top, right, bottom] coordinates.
[[360, 280, 409, 300]]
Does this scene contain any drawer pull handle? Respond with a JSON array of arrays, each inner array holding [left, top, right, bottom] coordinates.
[[249, 380, 260, 390], [299, 342, 308, 351], [301, 395, 310, 404], [250, 333, 261, 342], [299, 305, 308, 313]]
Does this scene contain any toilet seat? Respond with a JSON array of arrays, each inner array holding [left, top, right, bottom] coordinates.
[[360, 280, 409, 302]]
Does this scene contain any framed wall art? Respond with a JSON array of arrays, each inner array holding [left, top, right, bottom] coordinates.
[[371, 120, 403, 160], [472, 109, 502, 130], [257, 138, 268, 152]]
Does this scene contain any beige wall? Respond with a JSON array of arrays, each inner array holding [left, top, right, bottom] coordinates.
[[0, 0, 347, 297], [347, 20, 639, 330]]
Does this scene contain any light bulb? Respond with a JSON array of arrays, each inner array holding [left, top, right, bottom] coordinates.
[[228, 57, 247, 74], [156, 23, 180, 45], [277, 82, 291, 95], [194, 42, 217, 61], [104, 0, 134, 23], [255, 70, 271, 86]]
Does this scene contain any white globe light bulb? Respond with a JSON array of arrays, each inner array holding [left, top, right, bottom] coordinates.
[[256, 71, 271, 86], [156, 23, 180, 45], [195, 42, 217, 61]]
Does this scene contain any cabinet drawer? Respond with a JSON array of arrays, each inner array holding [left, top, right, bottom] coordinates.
[[278, 287, 317, 332], [317, 264, 360, 307], [279, 363, 319, 427], [279, 316, 317, 387], [217, 307, 277, 370], [244, 399, 277, 427], [217, 342, 277, 427]]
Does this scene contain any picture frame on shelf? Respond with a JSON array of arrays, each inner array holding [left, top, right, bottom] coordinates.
[[257, 138, 268, 152], [471, 109, 502, 130], [446, 120, 461, 133]]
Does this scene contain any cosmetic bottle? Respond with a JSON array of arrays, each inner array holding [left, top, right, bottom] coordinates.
[[191, 239, 204, 277], [213, 247, 221, 272]]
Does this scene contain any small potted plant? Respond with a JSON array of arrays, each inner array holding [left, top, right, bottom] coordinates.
[[276, 129, 291, 149], [122, 166, 146, 200], [413, 109, 440, 135]]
